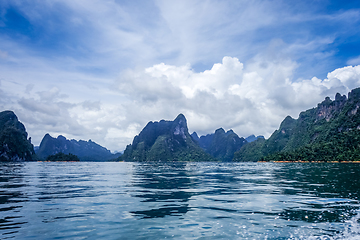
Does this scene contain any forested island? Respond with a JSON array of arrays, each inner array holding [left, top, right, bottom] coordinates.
[[46, 152, 80, 162], [2, 87, 360, 162]]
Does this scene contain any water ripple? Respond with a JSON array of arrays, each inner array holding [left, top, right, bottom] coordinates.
[[0, 162, 360, 239]]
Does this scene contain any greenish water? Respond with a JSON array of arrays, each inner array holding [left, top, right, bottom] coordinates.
[[1, 162, 360, 239]]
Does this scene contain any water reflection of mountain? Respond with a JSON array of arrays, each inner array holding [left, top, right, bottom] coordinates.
[[128, 162, 249, 219], [129, 162, 197, 219], [273, 163, 360, 223], [274, 163, 360, 199], [0, 163, 28, 236]]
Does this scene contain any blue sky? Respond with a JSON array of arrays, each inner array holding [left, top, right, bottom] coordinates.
[[1, 0, 360, 151]]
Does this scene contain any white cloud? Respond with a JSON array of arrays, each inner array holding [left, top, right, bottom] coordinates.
[[326, 65, 360, 92], [1, 0, 360, 152], [1, 55, 360, 152], [347, 56, 360, 66], [115, 57, 359, 144], [141, 56, 243, 99]]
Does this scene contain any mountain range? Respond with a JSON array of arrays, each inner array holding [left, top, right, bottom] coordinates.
[[233, 88, 360, 162], [3, 87, 360, 162], [120, 114, 214, 161], [191, 129, 247, 161], [36, 134, 121, 161], [245, 135, 265, 143]]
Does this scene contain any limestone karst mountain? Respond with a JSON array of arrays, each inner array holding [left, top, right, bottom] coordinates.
[[36, 133, 121, 161], [192, 128, 247, 161], [234, 87, 360, 162], [0, 110, 35, 161], [120, 114, 214, 161]]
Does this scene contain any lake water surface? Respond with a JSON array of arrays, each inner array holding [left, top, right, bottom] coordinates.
[[1, 162, 360, 239]]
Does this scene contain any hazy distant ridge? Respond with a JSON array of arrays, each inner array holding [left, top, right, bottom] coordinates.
[[36, 133, 120, 161], [191, 128, 247, 161]]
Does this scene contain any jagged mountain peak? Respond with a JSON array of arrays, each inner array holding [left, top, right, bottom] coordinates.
[[348, 87, 360, 101], [121, 114, 213, 162], [215, 128, 225, 134], [174, 113, 186, 123], [234, 87, 360, 162], [0, 110, 18, 122], [57, 135, 67, 140], [172, 114, 188, 140], [245, 135, 265, 143], [195, 128, 247, 161], [226, 129, 235, 134]]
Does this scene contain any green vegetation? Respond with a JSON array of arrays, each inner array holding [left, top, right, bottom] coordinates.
[[194, 128, 247, 161], [120, 114, 215, 162], [233, 138, 265, 162], [234, 89, 360, 162], [4, 88, 360, 163], [263, 129, 360, 162], [0, 111, 35, 161], [36, 134, 120, 161], [46, 152, 80, 161]]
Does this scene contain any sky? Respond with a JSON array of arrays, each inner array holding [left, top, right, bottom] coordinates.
[[1, 0, 360, 152]]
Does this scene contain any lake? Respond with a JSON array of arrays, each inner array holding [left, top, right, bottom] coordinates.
[[1, 162, 360, 239]]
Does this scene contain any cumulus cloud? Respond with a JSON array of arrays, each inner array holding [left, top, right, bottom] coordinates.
[[326, 65, 360, 91], [116, 57, 359, 143], [1, 1, 360, 152], [1, 56, 360, 152]]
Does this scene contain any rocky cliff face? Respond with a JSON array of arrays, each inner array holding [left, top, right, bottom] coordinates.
[[315, 93, 347, 122], [36, 134, 118, 161], [193, 128, 247, 161], [233, 87, 360, 162], [0, 111, 35, 161], [121, 114, 214, 162]]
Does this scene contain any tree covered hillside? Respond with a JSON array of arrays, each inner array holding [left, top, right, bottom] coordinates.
[[192, 128, 247, 161], [0, 111, 35, 161], [234, 87, 360, 162], [36, 134, 120, 161], [120, 114, 214, 162]]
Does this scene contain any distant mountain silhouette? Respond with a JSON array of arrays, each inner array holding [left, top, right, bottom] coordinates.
[[192, 128, 247, 161], [36, 133, 120, 161], [245, 134, 264, 143]]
